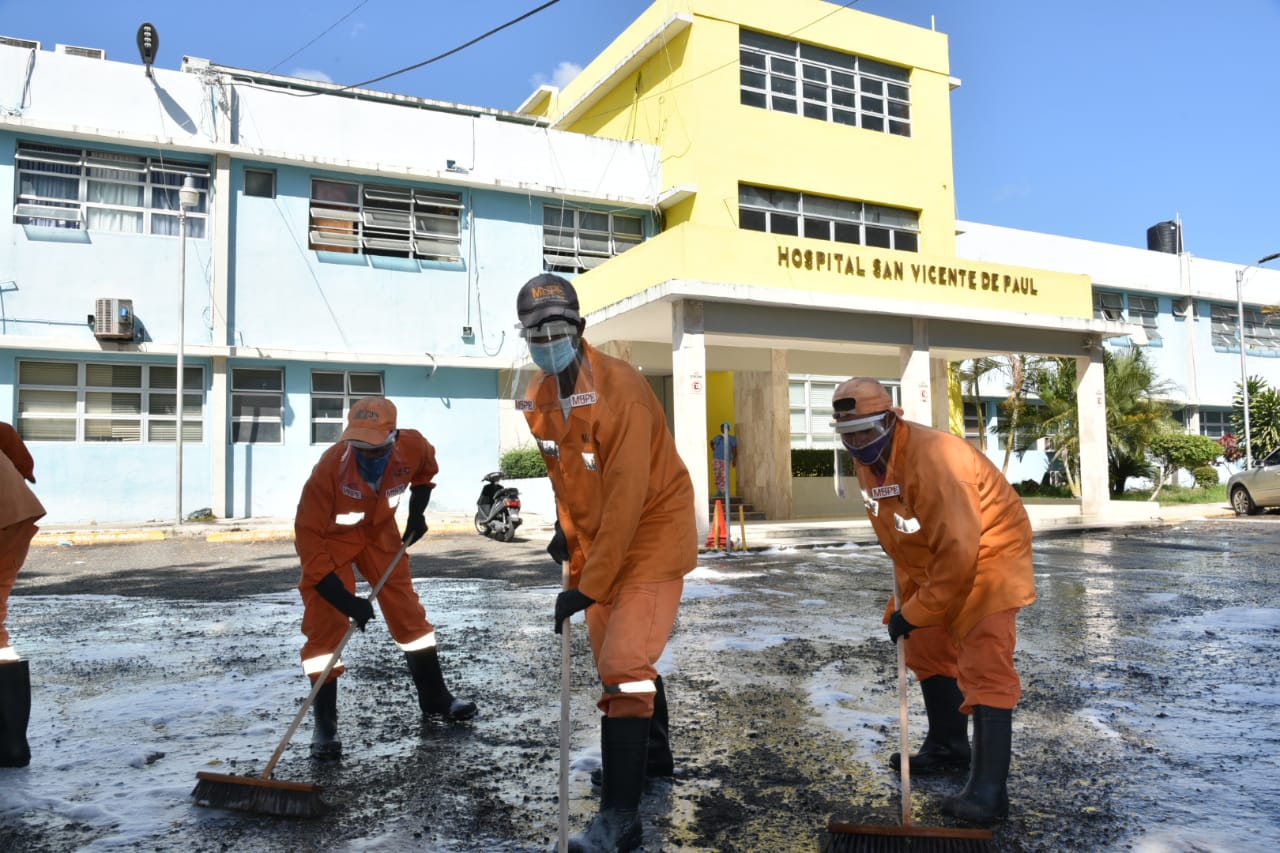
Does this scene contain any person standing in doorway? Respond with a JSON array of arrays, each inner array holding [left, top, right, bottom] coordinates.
[[0, 421, 44, 767], [831, 377, 1035, 824], [515, 273, 698, 852], [709, 422, 737, 498]]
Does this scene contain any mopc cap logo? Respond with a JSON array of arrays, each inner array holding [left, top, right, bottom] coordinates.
[[517, 273, 582, 329], [341, 396, 398, 447]]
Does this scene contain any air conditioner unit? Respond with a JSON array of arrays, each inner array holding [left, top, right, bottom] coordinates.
[[56, 43, 106, 60], [0, 35, 41, 50], [94, 298, 135, 340]]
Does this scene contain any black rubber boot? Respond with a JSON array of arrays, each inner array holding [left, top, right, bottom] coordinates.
[[309, 678, 341, 761], [0, 660, 32, 768], [405, 648, 477, 722], [569, 716, 648, 852], [941, 705, 1012, 823], [890, 675, 970, 775], [591, 675, 673, 788]]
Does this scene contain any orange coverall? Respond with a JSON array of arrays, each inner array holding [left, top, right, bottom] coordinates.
[[294, 429, 439, 682], [523, 341, 698, 718], [855, 418, 1035, 711], [1, 423, 45, 654]]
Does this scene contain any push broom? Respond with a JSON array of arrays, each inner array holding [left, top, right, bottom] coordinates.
[[557, 558, 572, 853], [822, 578, 994, 853], [191, 541, 409, 818]]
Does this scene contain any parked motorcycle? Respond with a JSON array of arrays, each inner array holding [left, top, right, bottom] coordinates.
[[475, 471, 522, 542]]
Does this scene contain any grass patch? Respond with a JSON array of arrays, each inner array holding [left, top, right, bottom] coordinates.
[[1115, 484, 1227, 504]]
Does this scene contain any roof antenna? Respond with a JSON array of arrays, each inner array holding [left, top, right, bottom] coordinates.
[[136, 22, 159, 78]]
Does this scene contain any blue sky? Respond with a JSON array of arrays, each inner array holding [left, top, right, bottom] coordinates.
[[3, 0, 1278, 265]]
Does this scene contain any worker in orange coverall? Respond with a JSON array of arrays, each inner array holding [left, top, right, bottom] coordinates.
[[295, 397, 476, 761], [831, 377, 1035, 824], [0, 421, 44, 767], [514, 273, 697, 852]]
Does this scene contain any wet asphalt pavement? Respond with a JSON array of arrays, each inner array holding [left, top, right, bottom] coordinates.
[[3, 518, 1279, 852]]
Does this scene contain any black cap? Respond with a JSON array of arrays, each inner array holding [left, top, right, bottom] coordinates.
[[516, 274, 582, 330]]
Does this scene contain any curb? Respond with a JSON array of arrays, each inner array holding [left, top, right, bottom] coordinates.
[[33, 520, 484, 547]]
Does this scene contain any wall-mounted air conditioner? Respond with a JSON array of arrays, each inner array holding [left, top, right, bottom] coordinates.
[[94, 298, 135, 340], [56, 43, 106, 59]]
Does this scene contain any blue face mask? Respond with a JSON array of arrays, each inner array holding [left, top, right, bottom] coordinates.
[[353, 442, 394, 485], [843, 424, 895, 465], [529, 337, 578, 375]]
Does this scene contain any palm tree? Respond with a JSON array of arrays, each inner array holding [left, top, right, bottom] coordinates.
[[1232, 375, 1280, 463], [955, 357, 1001, 452]]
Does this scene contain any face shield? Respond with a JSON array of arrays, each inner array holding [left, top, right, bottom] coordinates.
[[831, 408, 897, 466], [506, 327, 598, 421]]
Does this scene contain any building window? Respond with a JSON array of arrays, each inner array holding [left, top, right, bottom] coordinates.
[[1094, 291, 1124, 321], [14, 141, 210, 236], [739, 184, 919, 252], [1127, 295, 1160, 344], [789, 375, 901, 449], [244, 168, 276, 199], [311, 371, 384, 443], [963, 402, 985, 449], [543, 205, 643, 273], [308, 178, 462, 261], [231, 367, 284, 444], [739, 29, 911, 136], [1198, 408, 1230, 439], [16, 360, 203, 442], [1211, 304, 1280, 355]]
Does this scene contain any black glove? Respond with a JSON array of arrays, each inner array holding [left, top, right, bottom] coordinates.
[[887, 610, 915, 643], [315, 572, 375, 631], [547, 519, 570, 564], [554, 588, 594, 635], [402, 484, 432, 545]]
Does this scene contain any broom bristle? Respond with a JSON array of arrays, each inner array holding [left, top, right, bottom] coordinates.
[[192, 771, 329, 818], [821, 822, 994, 853]]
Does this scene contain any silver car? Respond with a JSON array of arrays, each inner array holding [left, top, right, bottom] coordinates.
[[1227, 447, 1280, 515]]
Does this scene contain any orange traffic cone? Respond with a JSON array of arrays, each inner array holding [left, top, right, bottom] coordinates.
[[704, 499, 726, 548]]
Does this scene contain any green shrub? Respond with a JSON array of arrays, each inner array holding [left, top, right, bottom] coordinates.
[[1191, 465, 1219, 489], [499, 447, 547, 479], [790, 448, 853, 477], [1014, 479, 1041, 496]]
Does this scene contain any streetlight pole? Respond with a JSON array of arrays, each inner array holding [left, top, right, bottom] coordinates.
[[1235, 250, 1280, 470], [176, 175, 199, 525]]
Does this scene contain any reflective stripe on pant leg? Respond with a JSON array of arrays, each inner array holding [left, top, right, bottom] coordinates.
[[590, 577, 683, 719], [0, 646, 18, 662], [395, 630, 437, 653], [303, 652, 345, 677], [358, 546, 434, 648]]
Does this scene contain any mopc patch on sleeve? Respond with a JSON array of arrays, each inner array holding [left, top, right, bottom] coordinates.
[[871, 484, 901, 499]]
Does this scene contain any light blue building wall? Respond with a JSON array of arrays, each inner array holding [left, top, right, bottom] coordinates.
[[0, 43, 660, 523]]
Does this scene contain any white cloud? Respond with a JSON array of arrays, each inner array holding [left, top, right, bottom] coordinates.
[[529, 60, 582, 91], [291, 67, 334, 84]]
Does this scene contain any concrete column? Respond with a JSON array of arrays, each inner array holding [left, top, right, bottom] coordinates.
[[671, 300, 710, 539], [735, 350, 793, 521], [1076, 341, 1108, 516], [210, 152, 232, 518], [929, 356, 952, 433], [899, 318, 933, 426]]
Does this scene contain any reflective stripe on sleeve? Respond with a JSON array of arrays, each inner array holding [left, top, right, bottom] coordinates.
[[302, 653, 344, 675], [602, 678, 656, 695], [396, 631, 437, 653]]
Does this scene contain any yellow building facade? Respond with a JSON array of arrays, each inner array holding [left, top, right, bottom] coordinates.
[[519, 0, 1120, 526]]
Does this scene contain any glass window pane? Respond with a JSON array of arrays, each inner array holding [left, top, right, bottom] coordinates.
[[740, 69, 765, 89], [86, 391, 141, 415], [348, 374, 383, 395], [865, 226, 892, 249], [894, 231, 919, 252], [18, 388, 76, 415], [740, 49, 766, 70], [312, 397, 345, 420], [770, 76, 796, 96], [87, 363, 142, 388], [803, 219, 831, 239], [741, 90, 766, 109], [771, 96, 796, 113], [19, 362, 77, 386], [771, 213, 799, 236], [232, 368, 283, 392], [834, 222, 861, 244], [861, 115, 884, 132], [233, 421, 282, 443], [85, 419, 141, 442], [770, 57, 795, 76], [232, 393, 283, 418], [313, 421, 343, 444], [613, 216, 643, 236], [20, 419, 75, 441], [312, 372, 345, 393], [739, 209, 767, 232]]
